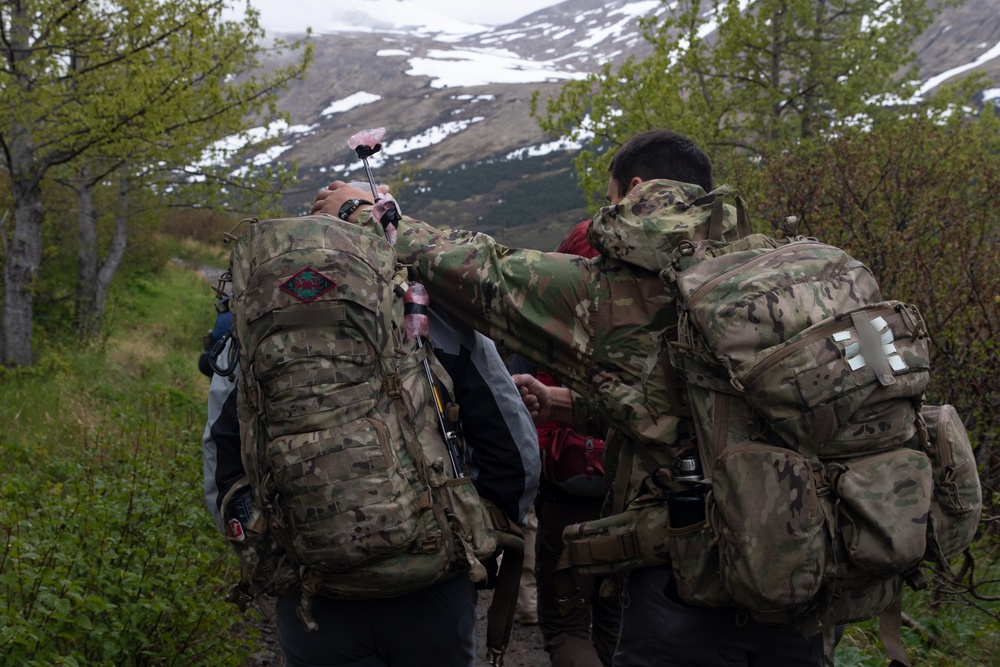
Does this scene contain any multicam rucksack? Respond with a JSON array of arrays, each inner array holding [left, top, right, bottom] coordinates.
[[216, 214, 522, 661], [561, 187, 982, 666]]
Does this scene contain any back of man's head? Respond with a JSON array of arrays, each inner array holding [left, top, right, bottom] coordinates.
[[608, 129, 714, 195]]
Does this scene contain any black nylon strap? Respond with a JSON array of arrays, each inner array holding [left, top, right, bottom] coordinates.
[[404, 302, 430, 316]]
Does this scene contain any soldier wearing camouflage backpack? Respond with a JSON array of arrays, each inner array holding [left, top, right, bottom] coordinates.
[[312, 129, 981, 667], [202, 209, 540, 666]]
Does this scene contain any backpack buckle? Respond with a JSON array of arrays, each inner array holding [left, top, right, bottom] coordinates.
[[384, 372, 401, 397]]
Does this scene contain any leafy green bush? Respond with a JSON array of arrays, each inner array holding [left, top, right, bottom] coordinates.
[[0, 259, 252, 666], [0, 429, 245, 666]]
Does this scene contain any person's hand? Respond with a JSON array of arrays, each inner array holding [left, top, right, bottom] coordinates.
[[512, 373, 552, 424], [310, 181, 388, 220]]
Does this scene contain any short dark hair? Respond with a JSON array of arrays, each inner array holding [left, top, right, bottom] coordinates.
[[608, 129, 714, 196]]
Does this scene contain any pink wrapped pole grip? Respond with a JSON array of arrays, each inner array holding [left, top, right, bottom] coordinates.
[[403, 282, 430, 339]]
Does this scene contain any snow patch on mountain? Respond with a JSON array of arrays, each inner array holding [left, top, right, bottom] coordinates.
[[405, 48, 588, 87]]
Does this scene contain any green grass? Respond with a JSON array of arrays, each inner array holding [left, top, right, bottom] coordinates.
[[0, 261, 251, 666]]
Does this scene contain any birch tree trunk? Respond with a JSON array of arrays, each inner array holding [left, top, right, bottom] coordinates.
[[73, 162, 130, 340], [1, 124, 44, 367]]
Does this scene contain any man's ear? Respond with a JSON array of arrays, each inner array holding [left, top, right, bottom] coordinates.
[[628, 176, 644, 193]]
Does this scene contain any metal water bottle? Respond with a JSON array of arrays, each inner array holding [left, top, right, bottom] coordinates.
[[667, 456, 706, 528]]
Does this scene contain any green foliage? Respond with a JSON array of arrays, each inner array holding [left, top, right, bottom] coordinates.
[[0, 433, 243, 666], [0, 0, 313, 366], [0, 260, 249, 665], [834, 550, 1000, 665], [532, 0, 939, 208], [746, 101, 1000, 492], [160, 208, 241, 247]]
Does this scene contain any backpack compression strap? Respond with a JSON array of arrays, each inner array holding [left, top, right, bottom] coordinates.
[[482, 501, 525, 667]]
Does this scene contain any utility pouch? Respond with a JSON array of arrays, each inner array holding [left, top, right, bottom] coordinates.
[[920, 404, 982, 562], [832, 448, 932, 577], [713, 444, 826, 612]]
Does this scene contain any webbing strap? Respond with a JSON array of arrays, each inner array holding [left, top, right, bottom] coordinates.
[[705, 188, 752, 242], [610, 437, 635, 516], [879, 591, 911, 667], [850, 311, 897, 387], [566, 532, 640, 565], [486, 529, 525, 667], [552, 545, 588, 616], [271, 303, 345, 327]]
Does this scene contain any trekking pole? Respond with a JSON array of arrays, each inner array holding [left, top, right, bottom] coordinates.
[[405, 284, 466, 478], [348, 129, 465, 478]]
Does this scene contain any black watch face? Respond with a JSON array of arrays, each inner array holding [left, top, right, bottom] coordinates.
[[339, 199, 358, 220]]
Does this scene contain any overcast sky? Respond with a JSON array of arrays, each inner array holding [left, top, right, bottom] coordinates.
[[243, 0, 568, 31]]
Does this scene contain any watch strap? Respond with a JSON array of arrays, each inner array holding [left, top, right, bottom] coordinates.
[[338, 198, 373, 221]]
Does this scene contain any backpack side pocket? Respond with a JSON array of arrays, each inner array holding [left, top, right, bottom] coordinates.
[[832, 448, 932, 577], [713, 444, 826, 612], [921, 404, 982, 560], [665, 518, 732, 608]]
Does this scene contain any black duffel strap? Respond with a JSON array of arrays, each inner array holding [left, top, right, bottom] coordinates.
[[485, 526, 525, 667]]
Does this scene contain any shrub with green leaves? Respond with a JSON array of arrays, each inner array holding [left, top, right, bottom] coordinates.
[[0, 391, 248, 666], [0, 261, 252, 665]]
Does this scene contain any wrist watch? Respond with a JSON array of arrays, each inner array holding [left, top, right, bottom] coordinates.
[[338, 198, 373, 221]]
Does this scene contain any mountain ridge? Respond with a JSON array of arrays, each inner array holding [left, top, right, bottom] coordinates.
[[247, 0, 1000, 250]]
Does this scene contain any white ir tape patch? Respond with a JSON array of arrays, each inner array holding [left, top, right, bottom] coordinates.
[[832, 318, 908, 372]]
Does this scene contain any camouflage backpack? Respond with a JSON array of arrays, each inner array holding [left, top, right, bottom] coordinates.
[[561, 187, 982, 666], [216, 214, 522, 661]]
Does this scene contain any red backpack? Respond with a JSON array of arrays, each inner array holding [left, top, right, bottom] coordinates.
[[535, 371, 607, 497]]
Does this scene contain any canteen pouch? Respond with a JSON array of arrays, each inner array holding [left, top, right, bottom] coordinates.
[[921, 404, 982, 560]]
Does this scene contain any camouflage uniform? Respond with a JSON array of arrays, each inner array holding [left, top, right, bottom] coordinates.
[[389, 180, 719, 506], [381, 179, 830, 666], [202, 308, 540, 667]]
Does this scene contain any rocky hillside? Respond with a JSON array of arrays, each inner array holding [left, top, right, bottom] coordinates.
[[245, 0, 1000, 250]]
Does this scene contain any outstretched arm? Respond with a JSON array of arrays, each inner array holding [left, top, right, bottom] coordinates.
[[512, 373, 573, 426]]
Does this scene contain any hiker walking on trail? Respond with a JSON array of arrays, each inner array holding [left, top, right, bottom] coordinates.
[[202, 280, 540, 664], [310, 129, 835, 666]]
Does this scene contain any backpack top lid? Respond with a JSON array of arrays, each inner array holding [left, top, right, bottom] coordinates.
[[587, 180, 740, 272]]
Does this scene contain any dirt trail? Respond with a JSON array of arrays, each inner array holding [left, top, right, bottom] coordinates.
[[242, 593, 549, 666]]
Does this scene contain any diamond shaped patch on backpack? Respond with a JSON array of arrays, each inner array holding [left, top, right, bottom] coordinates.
[[279, 267, 336, 303]]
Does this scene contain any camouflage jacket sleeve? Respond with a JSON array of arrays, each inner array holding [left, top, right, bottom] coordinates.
[[387, 213, 683, 455], [394, 216, 601, 401]]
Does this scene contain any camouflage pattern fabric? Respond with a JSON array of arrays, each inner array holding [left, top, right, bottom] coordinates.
[[392, 180, 736, 481], [227, 214, 497, 615], [382, 180, 982, 643]]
